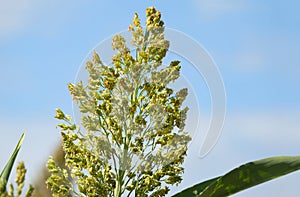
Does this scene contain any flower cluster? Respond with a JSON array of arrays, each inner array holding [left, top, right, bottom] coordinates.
[[47, 6, 191, 197], [0, 162, 34, 197]]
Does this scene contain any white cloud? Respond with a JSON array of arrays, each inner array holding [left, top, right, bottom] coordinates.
[[194, 0, 247, 20], [226, 111, 300, 152], [233, 46, 268, 73], [0, 116, 61, 186], [170, 110, 300, 196], [0, 0, 34, 40], [0, 0, 89, 41], [227, 31, 300, 77]]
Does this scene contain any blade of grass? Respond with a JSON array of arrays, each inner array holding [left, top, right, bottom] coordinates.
[[0, 133, 25, 193]]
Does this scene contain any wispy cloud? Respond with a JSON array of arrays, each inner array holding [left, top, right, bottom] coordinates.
[[170, 110, 300, 195], [228, 31, 300, 78], [225, 110, 300, 153], [0, 116, 61, 186], [0, 0, 34, 40], [194, 0, 247, 20], [0, 0, 88, 41], [233, 42, 268, 73]]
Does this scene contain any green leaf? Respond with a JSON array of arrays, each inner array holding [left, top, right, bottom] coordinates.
[[172, 156, 300, 197], [172, 177, 219, 197], [0, 132, 25, 193]]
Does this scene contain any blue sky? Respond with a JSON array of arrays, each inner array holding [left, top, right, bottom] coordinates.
[[1, 0, 300, 196]]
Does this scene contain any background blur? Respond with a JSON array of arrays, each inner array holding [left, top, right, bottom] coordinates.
[[1, 1, 300, 196]]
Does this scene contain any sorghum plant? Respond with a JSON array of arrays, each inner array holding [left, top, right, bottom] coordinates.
[[47, 7, 191, 197], [0, 133, 34, 197], [1, 162, 34, 197]]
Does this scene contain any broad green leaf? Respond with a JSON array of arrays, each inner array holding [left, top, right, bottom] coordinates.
[[199, 156, 300, 197], [172, 177, 219, 197], [173, 156, 300, 197], [0, 133, 25, 193]]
